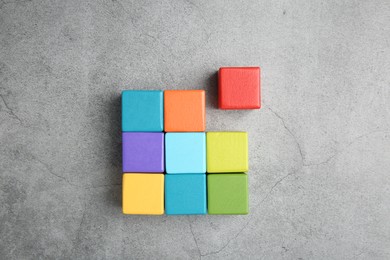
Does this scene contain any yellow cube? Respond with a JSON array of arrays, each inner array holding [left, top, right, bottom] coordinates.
[[122, 174, 164, 215], [206, 132, 248, 173]]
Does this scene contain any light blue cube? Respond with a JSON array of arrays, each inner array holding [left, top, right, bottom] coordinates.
[[165, 132, 206, 174], [165, 174, 207, 215], [121, 90, 163, 132]]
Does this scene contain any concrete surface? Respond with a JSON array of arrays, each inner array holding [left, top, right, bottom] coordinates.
[[1, 0, 390, 259]]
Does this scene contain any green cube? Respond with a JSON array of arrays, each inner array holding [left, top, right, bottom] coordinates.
[[207, 173, 248, 215]]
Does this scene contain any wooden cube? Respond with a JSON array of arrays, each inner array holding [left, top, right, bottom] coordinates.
[[164, 90, 205, 132], [165, 174, 207, 215], [165, 133, 206, 174], [122, 90, 163, 132], [218, 67, 261, 109], [207, 173, 248, 215], [206, 132, 248, 173], [122, 174, 164, 215], [122, 132, 164, 173]]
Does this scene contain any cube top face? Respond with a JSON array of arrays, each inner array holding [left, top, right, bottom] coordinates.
[[165, 174, 207, 215], [218, 67, 261, 110], [122, 90, 163, 132], [207, 174, 248, 215], [165, 133, 206, 174], [164, 90, 206, 132], [122, 174, 164, 215], [122, 132, 164, 173], [206, 132, 248, 173]]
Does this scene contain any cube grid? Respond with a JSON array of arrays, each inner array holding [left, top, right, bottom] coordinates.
[[121, 68, 257, 215]]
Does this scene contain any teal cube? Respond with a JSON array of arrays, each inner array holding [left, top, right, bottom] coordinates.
[[165, 174, 207, 215], [165, 133, 206, 174], [121, 90, 163, 132]]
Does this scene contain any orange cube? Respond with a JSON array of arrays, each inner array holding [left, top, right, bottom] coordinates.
[[164, 90, 205, 132]]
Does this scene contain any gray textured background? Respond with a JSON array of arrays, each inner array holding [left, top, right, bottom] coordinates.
[[1, 0, 390, 259]]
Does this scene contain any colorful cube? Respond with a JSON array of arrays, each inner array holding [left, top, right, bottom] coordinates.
[[218, 67, 261, 109], [164, 90, 205, 132], [122, 90, 163, 132], [122, 132, 164, 173], [122, 174, 164, 215], [207, 173, 248, 215], [165, 174, 207, 215], [206, 132, 248, 173], [165, 133, 206, 174]]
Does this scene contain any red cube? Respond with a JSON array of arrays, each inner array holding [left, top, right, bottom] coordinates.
[[218, 67, 261, 109]]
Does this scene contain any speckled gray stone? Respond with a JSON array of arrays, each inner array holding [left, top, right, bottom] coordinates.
[[1, 0, 390, 259]]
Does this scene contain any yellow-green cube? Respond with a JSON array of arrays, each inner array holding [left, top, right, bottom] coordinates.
[[206, 132, 248, 173]]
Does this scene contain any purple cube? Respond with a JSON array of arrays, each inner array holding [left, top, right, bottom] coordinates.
[[122, 132, 164, 173]]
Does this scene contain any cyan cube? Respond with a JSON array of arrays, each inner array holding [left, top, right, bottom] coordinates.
[[165, 132, 206, 174], [165, 174, 207, 215], [122, 90, 163, 132]]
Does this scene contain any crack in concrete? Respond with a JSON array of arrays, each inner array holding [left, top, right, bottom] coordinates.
[[202, 219, 250, 258], [71, 200, 87, 256], [0, 0, 32, 9], [185, 0, 211, 42], [202, 170, 297, 258], [85, 183, 122, 189], [187, 217, 202, 259], [32, 155, 79, 187], [259, 170, 297, 204], [348, 250, 366, 259], [304, 130, 389, 166], [266, 106, 305, 165], [0, 94, 22, 124], [265, 104, 389, 167], [29, 153, 121, 189]]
